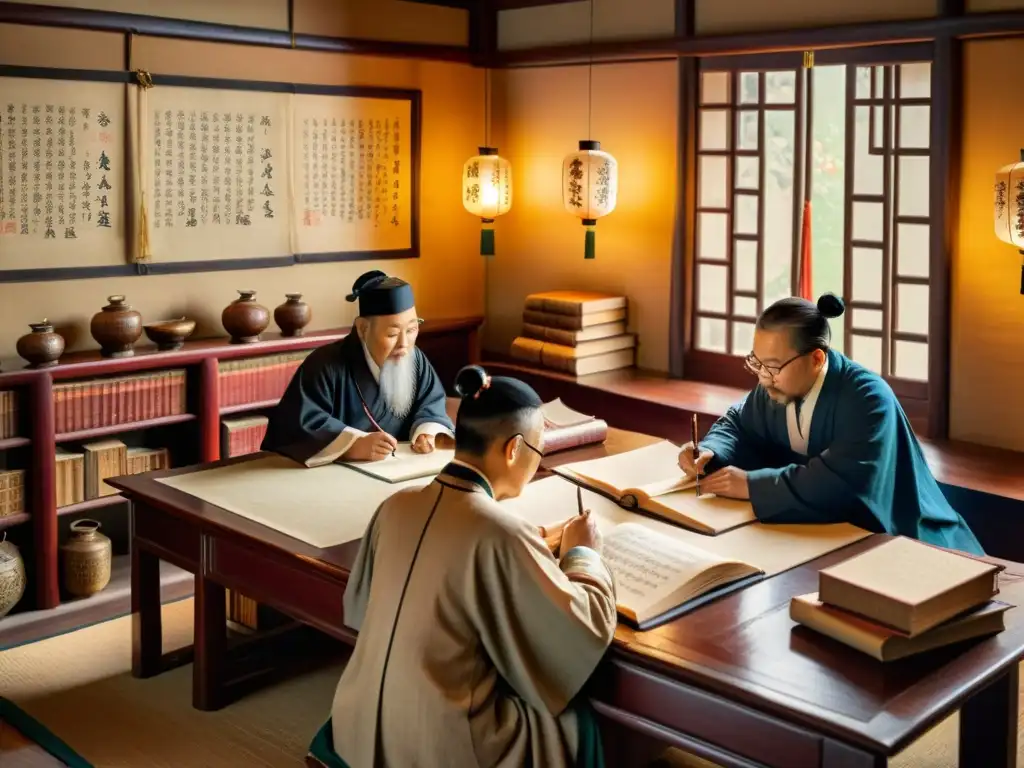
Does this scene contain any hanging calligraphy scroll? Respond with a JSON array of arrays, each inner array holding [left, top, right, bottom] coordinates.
[[0, 70, 129, 279], [135, 81, 292, 269], [291, 89, 418, 261]]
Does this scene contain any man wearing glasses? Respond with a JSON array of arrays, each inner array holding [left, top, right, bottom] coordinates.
[[678, 293, 983, 555]]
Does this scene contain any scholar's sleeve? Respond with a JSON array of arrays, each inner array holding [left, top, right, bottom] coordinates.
[[470, 520, 617, 717], [699, 391, 772, 473], [261, 351, 365, 467], [407, 349, 455, 439], [745, 379, 894, 524]]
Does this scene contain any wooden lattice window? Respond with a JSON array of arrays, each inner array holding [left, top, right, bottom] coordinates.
[[687, 47, 940, 434]]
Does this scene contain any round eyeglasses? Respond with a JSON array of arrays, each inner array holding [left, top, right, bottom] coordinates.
[[744, 352, 806, 380]]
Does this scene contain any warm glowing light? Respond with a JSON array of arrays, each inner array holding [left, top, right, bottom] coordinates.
[[562, 140, 618, 259], [463, 147, 511, 256], [993, 151, 1024, 294]]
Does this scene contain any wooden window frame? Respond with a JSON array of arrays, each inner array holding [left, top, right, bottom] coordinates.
[[682, 43, 950, 439]]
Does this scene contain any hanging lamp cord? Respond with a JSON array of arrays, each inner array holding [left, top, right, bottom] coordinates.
[[587, 0, 594, 140]]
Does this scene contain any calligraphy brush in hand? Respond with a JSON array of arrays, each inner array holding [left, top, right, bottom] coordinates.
[[361, 402, 396, 457], [691, 413, 702, 497]]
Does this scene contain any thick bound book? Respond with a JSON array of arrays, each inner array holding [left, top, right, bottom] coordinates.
[[553, 440, 756, 535], [601, 522, 763, 629], [817, 536, 1003, 637], [791, 592, 1010, 662]]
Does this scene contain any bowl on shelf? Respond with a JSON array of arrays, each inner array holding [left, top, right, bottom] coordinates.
[[143, 318, 196, 351]]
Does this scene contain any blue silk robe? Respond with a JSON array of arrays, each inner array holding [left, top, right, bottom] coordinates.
[[699, 348, 984, 555], [261, 333, 454, 466]]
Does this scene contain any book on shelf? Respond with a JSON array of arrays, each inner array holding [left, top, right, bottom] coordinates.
[[55, 448, 85, 508], [553, 440, 756, 535], [524, 290, 628, 317], [817, 536, 1003, 637], [522, 308, 626, 331], [511, 334, 636, 368], [83, 439, 127, 499], [522, 321, 626, 346], [126, 447, 170, 475], [0, 469, 25, 519], [218, 350, 311, 408], [0, 389, 20, 441], [52, 369, 187, 434], [221, 415, 270, 458], [790, 592, 1011, 662], [540, 398, 608, 454]]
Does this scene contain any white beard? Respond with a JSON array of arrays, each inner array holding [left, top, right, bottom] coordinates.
[[379, 351, 417, 420]]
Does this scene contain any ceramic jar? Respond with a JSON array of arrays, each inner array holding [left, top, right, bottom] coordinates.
[[222, 290, 270, 344], [91, 295, 143, 358], [0, 534, 26, 618], [16, 320, 65, 368], [60, 519, 112, 598], [274, 293, 311, 337]]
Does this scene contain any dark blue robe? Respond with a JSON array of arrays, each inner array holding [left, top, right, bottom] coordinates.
[[261, 333, 454, 466], [699, 348, 984, 555]]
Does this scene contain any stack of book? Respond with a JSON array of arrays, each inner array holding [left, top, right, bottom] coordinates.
[[0, 469, 25, 519], [540, 398, 608, 454], [55, 441, 171, 506], [0, 389, 19, 440], [790, 536, 1012, 662], [221, 415, 270, 458], [510, 290, 635, 376]]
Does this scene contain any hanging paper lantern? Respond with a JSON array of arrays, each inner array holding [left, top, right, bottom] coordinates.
[[562, 140, 618, 259], [993, 149, 1024, 294], [462, 147, 511, 256]]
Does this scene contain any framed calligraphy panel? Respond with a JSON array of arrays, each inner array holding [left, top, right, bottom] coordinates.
[[0, 68, 132, 281], [290, 87, 419, 262], [134, 77, 293, 272]]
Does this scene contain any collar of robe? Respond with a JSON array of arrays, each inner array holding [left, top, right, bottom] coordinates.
[[438, 461, 495, 499]]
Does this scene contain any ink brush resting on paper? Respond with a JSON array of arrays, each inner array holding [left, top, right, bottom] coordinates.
[[690, 413, 701, 497]]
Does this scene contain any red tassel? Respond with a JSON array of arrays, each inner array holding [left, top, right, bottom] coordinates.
[[798, 200, 813, 301]]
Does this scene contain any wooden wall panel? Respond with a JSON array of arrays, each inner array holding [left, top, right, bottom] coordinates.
[[695, 0, 937, 35], [0, 33, 484, 359], [497, 0, 675, 51], [6, 0, 289, 30], [486, 61, 677, 372], [294, 0, 468, 46], [951, 39, 1024, 452], [967, 0, 1024, 10], [0, 22, 122, 70]]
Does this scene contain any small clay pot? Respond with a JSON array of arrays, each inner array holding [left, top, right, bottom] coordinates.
[[0, 533, 26, 619], [143, 317, 196, 351], [274, 293, 311, 337], [16, 320, 65, 368], [60, 519, 112, 598], [90, 295, 143, 358], [222, 290, 270, 344]]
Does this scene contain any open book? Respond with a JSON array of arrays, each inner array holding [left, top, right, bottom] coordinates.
[[340, 441, 454, 483], [553, 440, 756, 535], [602, 522, 763, 629], [499, 475, 871, 630]]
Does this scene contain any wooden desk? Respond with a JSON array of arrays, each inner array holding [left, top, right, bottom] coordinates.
[[110, 430, 1024, 768]]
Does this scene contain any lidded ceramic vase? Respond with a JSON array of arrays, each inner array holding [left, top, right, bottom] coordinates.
[[90, 295, 143, 358], [274, 293, 311, 337], [222, 290, 270, 344], [16, 320, 65, 368], [60, 519, 112, 598], [0, 533, 26, 619]]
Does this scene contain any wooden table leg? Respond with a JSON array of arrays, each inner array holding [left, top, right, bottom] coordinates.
[[193, 569, 227, 711], [820, 740, 886, 767], [959, 664, 1019, 768], [131, 543, 163, 679]]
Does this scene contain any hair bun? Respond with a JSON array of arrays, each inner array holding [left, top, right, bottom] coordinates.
[[455, 365, 489, 399], [346, 270, 388, 302], [816, 293, 845, 319]]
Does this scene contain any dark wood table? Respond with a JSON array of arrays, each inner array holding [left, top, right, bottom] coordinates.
[[110, 429, 1024, 768]]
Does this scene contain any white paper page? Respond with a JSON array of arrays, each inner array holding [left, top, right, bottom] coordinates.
[[498, 475, 634, 535], [158, 455, 431, 547], [555, 440, 685, 494], [343, 442, 455, 483]]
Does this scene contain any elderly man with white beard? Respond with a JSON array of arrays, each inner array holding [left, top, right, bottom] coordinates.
[[261, 270, 455, 466]]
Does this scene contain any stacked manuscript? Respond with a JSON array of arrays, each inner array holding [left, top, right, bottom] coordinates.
[[510, 290, 635, 376], [55, 441, 170, 507], [55, 449, 85, 508], [791, 537, 1011, 661], [0, 469, 25, 519], [0, 390, 19, 440]]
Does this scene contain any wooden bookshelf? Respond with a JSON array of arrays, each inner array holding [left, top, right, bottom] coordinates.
[[0, 316, 482, 645]]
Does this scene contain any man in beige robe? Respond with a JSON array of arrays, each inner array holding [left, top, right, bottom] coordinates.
[[308, 365, 617, 767]]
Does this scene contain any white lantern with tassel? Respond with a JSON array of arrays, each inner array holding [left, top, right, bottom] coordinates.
[[562, 140, 617, 259], [994, 149, 1024, 294], [462, 147, 511, 256]]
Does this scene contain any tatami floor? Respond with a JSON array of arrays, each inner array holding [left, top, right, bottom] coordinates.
[[0, 600, 1018, 767]]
